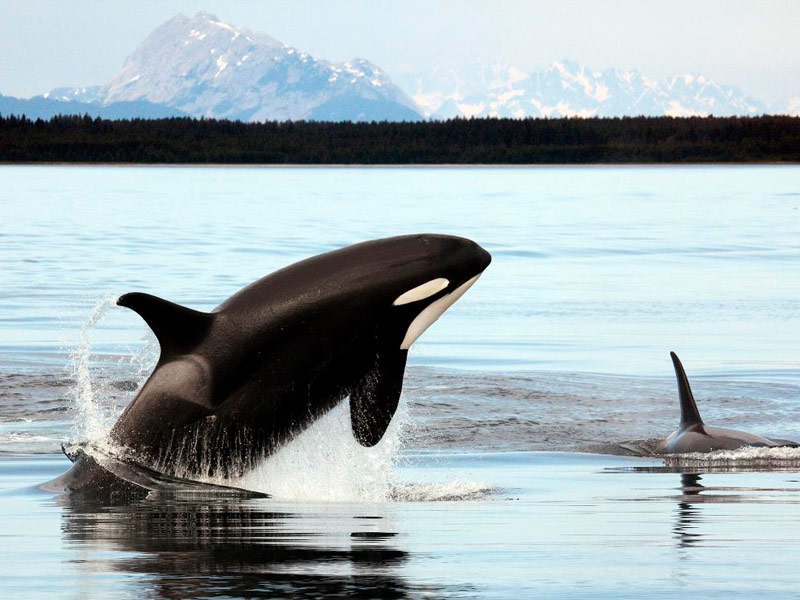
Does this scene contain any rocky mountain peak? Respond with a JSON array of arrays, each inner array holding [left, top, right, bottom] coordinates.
[[70, 13, 421, 122]]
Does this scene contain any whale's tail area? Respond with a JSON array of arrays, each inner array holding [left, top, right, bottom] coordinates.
[[670, 351, 705, 429], [117, 292, 214, 359]]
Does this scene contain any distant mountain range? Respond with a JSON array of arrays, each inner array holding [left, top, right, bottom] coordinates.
[[1, 12, 797, 122], [402, 60, 775, 119], [0, 93, 186, 120]]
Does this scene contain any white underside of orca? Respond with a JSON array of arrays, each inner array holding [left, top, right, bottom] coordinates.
[[400, 274, 481, 350]]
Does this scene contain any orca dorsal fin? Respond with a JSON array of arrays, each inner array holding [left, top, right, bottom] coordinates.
[[350, 348, 408, 447], [117, 292, 213, 359], [670, 351, 705, 429]]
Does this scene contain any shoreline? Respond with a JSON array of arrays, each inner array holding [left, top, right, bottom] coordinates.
[[1, 161, 798, 167]]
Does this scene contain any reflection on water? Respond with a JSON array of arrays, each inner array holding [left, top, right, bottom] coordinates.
[[59, 493, 424, 600], [5, 453, 800, 599], [613, 463, 800, 564], [674, 473, 704, 549]]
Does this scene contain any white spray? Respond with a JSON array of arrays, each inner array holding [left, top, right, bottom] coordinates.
[[225, 400, 410, 501], [223, 400, 492, 503], [70, 294, 119, 443], [69, 294, 158, 450]]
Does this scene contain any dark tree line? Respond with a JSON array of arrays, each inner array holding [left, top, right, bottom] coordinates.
[[0, 114, 798, 163]]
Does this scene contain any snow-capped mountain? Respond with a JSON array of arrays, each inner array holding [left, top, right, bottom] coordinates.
[[31, 15, 788, 123], [408, 60, 766, 119], [50, 12, 422, 122]]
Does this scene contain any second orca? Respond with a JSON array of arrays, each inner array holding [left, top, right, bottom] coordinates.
[[658, 352, 797, 454]]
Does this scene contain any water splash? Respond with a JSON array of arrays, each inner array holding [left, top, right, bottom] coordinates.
[[69, 295, 160, 451], [223, 398, 493, 502], [66, 298, 422, 500], [388, 481, 495, 502], [226, 400, 411, 501], [70, 294, 119, 443], [66, 300, 489, 502]]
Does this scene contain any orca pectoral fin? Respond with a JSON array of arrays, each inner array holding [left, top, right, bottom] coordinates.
[[350, 349, 408, 447], [117, 292, 214, 358]]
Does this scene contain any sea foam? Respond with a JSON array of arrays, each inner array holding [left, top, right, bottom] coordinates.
[[664, 445, 800, 470]]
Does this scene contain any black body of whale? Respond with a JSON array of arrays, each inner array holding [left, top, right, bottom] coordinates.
[[657, 352, 797, 454], [54, 234, 491, 486]]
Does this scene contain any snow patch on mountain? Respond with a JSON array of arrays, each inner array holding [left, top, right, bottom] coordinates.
[[407, 59, 766, 119]]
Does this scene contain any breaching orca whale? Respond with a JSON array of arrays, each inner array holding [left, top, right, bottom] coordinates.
[[55, 234, 491, 487], [659, 352, 797, 454]]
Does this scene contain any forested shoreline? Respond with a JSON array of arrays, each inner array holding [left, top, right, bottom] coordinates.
[[1, 114, 798, 164]]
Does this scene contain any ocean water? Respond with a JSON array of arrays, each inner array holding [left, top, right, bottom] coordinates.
[[2, 165, 800, 598]]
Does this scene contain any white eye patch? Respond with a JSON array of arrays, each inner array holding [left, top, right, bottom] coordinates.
[[392, 278, 449, 306], [400, 274, 481, 349]]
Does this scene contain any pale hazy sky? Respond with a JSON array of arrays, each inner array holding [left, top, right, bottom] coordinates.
[[1, 0, 798, 105]]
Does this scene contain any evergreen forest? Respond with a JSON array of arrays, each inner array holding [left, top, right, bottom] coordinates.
[[1, 114, 798, 164]]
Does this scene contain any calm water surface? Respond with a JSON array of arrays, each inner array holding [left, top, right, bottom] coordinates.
[[2, 165, 800, 598], [5, 453, 800, 599], [3, 164, 799, 374]]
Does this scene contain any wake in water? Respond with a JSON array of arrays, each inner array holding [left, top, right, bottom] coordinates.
[[663, 446, 800, 471], [592, 437, 800, 472]]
